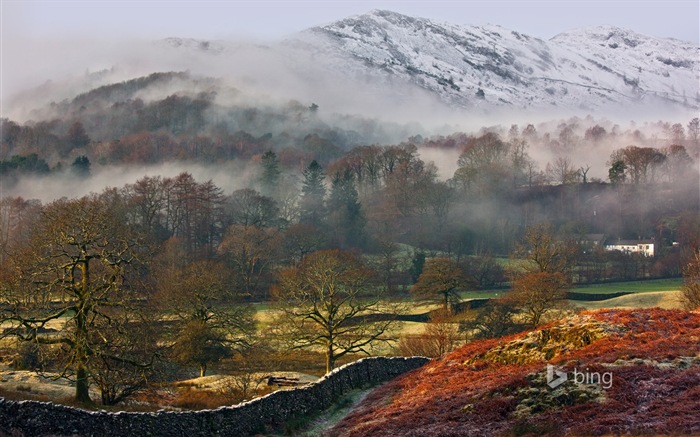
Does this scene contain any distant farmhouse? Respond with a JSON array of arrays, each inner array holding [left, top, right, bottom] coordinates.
[[579, 234, 655, 257], [604, 239, 655, 257]]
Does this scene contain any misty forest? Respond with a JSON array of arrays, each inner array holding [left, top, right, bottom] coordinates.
[[1, 70, 698, 407], [1, 10, 700, 434]]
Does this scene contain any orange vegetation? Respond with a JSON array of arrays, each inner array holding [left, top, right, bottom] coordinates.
[[328, 308, 700, 436]]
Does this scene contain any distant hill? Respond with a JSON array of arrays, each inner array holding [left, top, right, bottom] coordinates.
[[289, 10, 699, 113], [329, 308, 700, 436], [7, 10, 698, 123]]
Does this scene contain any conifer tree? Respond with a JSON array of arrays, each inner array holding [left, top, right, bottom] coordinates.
[[299, 160, 326, 228], [260, 151, 280, 198], [328, 169, 365, 248]]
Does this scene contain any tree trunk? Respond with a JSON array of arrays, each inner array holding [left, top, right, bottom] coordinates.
[[325, 343, 334, 374], [75, 365, 91, 403], [74, 261, 92, 403], [200, 363, 207, 378]]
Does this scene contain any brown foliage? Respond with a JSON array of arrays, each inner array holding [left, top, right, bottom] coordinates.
[[506, 271, 570, 326], [397, 310, 462, 358], [328, 308, 700, 436], [680, 249, 700, 310], [411, 257, 472, 313]]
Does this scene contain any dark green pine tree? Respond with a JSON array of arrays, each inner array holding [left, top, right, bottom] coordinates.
[[608, 160, 627, 184], [260, 151, 280, 198], [328, 169, 365, 248], [299, 160, 327, 228], [71, 155, 91, 178]]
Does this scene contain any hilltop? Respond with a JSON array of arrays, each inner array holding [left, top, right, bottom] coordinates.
[[7, 10, 699, 122], [288, 10, 699, 113], [328, 308, 700, 436]]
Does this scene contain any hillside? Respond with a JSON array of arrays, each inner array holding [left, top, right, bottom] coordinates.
[[328, 308, 700, 436], [290, 10, 699, 113], [7, 10, 699, 123]]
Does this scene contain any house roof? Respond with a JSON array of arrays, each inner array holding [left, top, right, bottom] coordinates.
[[605, 239, 654, 246]]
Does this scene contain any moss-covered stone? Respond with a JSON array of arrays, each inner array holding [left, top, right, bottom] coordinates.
[[470, 315, 622, 365]]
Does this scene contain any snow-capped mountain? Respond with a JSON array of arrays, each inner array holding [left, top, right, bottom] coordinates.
[[7, 10, 699, 121], [285, 10, 699, 112]]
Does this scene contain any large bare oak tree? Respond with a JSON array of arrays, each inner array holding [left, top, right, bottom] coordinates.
[[0, 195, 154, 403], [274, 249, 400, 373]]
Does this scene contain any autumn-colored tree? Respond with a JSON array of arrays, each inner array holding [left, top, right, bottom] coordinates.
[[0, 195, 153, 403], [125, 175, 168, 238], [154, 248, 255, 377], [411, 257, 473, 313], [453, 132, 511, 196], [66, 121, 90, 150], [0, 197, 41, 263], [584, 125, 607, 143], [507, 271, 570, 326], [680, 249, 700, 311], [123, 173, 226, 254], [462, 299, 520, 340], [609, 145, 665, 184], [273, 249, 400, 373], [398, 309, 461, 358], [282, 223, 326, 264]]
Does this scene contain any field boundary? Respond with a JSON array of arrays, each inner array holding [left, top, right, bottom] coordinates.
[[0, 356, 429, 437]]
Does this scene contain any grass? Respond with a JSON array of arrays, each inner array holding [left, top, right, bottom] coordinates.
[[571, 278, 683, 294], [571, 291, 683, 310], [278, 387, 375, 436], [458, 290, 504, 300]]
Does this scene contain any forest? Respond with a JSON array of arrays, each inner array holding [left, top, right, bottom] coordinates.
[[1, 71, 699, 408]]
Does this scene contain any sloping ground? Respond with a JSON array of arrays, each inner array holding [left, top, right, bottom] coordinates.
[[327, 309, 700, 436], [576, 290, 682, 310]]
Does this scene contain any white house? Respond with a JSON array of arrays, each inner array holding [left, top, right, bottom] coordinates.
[[604, 239, 655, 257]]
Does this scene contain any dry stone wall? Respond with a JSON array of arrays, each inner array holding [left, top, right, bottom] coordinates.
[[0, 356, 429, 436]]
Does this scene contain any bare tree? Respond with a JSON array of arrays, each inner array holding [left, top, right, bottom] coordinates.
[[513, 224, 575, 275], [546, 156, 579, 185], [273, 249, 401, 373], [0, 195, 153, 404]]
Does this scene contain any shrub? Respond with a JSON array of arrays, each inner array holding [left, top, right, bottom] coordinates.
[[12, 342, 41, 371]]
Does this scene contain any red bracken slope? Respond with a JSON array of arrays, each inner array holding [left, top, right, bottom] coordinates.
[[326, 308, 700, 436]]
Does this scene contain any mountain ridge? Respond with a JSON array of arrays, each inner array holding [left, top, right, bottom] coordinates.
[[291, 9, 698, 113], [6, 9, 699, 121]]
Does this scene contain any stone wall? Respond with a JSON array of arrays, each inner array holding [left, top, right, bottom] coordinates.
[[0, 356, 429, 436]]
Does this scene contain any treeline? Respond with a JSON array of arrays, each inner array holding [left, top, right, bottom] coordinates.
[[0, 163, 698, 406], [2, 143, 698, 299]]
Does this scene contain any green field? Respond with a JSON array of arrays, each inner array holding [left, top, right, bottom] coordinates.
[[571, 278, 683, 294]]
